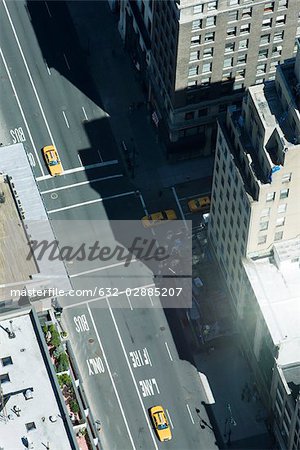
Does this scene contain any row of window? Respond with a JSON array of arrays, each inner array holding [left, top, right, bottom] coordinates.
[[192, 12, 286, 31], [258, 230, 283, 244], [191, 30, 284, 47], [192, 0, 288, 14]]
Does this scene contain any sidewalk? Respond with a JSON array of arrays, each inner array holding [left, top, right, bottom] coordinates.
[[66, 1, 213, 203]]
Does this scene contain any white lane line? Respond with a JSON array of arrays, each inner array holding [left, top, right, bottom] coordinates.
[[186, 404, 195, 424], [62, 111, 70, 128], [36, 159, 119, 181], [106, 297, 159, 450], [40, 174, 123, 194], [70, 259, 138, 278], [77, 154, 83, 166], [98, 150, 103, 163], [82, 106, 88, 120], [45, 61, 51, 75], [3, 0, 57, 147], [165, 342, 173, 362], [0, 47, 44, 175], [63, 53, 70, 70], [44, 1, 52, 17], [138, 192, 148, 215], [148, 295, 154, 306], [63, 283, 155, 310], [48, 190, 136, 214], [166, 409, 174, 429], [125, 293, 133, 311], [87, 305, 137, 450], [172, 186, 188, 229]]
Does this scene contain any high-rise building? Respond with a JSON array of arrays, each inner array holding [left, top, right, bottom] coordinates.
[[208, 39, 300, 449], [118, 0, 300, 157]]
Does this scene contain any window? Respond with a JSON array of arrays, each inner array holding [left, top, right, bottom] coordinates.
[[261, 207, 270, 217], [188, 66, 199, 77], [270, 60, 278, 71], [278, 203, 287, 213], [225, 42, 235, 53], [192, 19, 202, 30], [276, 15, 286, 26], [260, 221, 269, 231], [259, 49, 268, 59], [0, 373, 10, 383], [191, 35, 201, 46], [280, 188, 289, 199], [222, 72, 232, 81], [207, 1, 218, 11], [185, 111, 195, 120], [262, 18, 272, 29], [266, 192, 275, 202], [228, 10, 238, 22], [204, 32, 215, 42], [193, 4, 203, 14], [278, 0, 288, 9], [227, 27, 236, 37], [272, 45, 282, 57], [236, 69, 245, 78], [187, 80, 198, 88], [257, 63, 266, 75], [237, 54, 247, 64], [224, 57, 233, 68], [276, 217, 285, 227], [282, 173, 292, 183], [241, 7, 252, 19], [274, 31, 284, 42], [264, 2, 274, 13], [198, 108, 208, 117], [206, 16, 216, 27], [239, 39, 248, 50], [190, 51, 199, 62], [260, 34, 270, 45], [25, 422, 36, 432], [258, 235, 267, 244], [203, 47, 214, 58], [201, 77, 211, 85], [1, 356, 13, 366], [202, 62, 212, 73], [275, 231, 283, 241], [240, 24, 250, 34], [229, 0, 239, 5]]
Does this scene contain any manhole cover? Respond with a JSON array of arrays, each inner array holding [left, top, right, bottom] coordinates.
[[88, 338, 94, 344], [51, 193, 58, 200]]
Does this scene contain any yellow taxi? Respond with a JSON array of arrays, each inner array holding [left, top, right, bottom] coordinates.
[[188, 196, 210, 213], [42, 145, 63, 176], [141, 210, 177, 228], [150, 405, 172, 442]]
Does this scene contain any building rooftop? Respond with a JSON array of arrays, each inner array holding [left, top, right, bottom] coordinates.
[[0, 309, 75, 449], [243, 239, 300, 369]]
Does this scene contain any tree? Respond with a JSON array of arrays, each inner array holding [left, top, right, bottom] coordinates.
[[56, 352, 69, 372], [70, 400, 79, 414], [50, 328, 61, 348], [57, 373, 72, 389]]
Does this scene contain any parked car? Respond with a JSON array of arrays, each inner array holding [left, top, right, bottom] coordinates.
[[43, 145, 63, 176], [141, 210, 177, 228]]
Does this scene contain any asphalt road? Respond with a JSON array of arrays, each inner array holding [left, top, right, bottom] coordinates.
[[0, 1, 217, 449]]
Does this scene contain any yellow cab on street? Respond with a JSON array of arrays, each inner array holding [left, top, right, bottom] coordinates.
[[141, 209, 177, 228], [42, 145, 63, 176], [150, 405, 172, 442], [188, 195, 210, 213]]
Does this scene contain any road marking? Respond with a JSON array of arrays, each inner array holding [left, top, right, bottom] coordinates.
[[97, 150, 103, 163], [171, 186, 188, 229], [63, 283, 155, 310], [62, 111, 70, 128], [63, 53, 70, 70], [87, 305, 137, 450], [82, 106, 88, 120], [3, 0, 57, 148], [40, 174, 123, 194], [0, 47, 44, 175], [70, 259, 138, 279], [48, 190, 136, 214], [44, 1, 52, 17], [45, 61, 51, 75], [186, 404, 195, 424], [126, 293, 133, 311], [106, 297, 159, 450], [77, 154, 83, 166], [148, 295, 154, 306], [36, 159, 119, 181], [138, 192, 148, 215], [166, 409, 174, 429], [165, 342, 173, 361]]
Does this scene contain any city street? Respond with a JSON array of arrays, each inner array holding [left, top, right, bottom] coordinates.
[[0, 1, 216, 449]]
